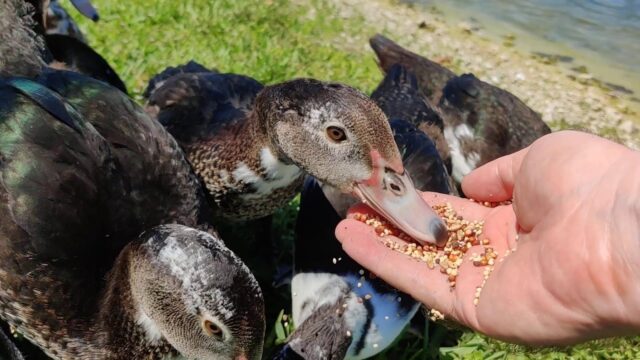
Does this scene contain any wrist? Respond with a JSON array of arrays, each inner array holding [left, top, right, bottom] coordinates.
[[607, 147, 640, 333]]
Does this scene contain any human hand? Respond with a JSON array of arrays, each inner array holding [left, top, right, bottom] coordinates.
[[335, 131, 640, 345]]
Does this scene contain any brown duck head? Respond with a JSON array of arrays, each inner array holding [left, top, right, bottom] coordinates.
[[255, 79, 447, 245]]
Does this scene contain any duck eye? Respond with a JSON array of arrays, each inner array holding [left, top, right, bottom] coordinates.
[[326, 126, 347, 142], [202, 319, 224, 339]]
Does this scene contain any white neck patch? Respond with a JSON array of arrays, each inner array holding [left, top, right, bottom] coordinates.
[[232, 147, 302, 198], [136, 309, 163, 345]]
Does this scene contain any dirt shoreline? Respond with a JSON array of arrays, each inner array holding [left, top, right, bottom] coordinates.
[[322, 0, 640, 149]]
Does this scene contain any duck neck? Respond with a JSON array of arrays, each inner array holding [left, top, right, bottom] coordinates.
[[242, 109, 281, 163], [186, 109, 304, 219], [95, 245, 178, 360]]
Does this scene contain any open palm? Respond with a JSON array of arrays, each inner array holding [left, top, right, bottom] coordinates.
[[336, 131, 640, 345]]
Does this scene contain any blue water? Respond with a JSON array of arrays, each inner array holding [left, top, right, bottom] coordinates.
[[414, 0, 640, 93]]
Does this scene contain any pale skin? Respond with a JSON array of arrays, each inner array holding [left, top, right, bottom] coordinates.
[[335, 131, 640, 346]]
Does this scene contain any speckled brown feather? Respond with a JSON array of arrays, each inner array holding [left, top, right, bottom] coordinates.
[[144, 70, 304, 219], [0, 0, 46, 77], [145, 66, 403, 220]]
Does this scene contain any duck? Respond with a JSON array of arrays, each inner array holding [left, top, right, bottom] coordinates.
[[23, 0, 127, 93], [276, 120, 452, 360], [369, 34, 551, 184], [273, 65, 453, 360], [0, 2, 264, 359], [143, 61, 448, 246]]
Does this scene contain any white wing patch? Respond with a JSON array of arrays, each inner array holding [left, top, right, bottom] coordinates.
[[232, 148, 302, 199], [444, 124, 480, 183]]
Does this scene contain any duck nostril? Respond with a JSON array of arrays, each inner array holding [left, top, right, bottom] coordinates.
[[384, 172, 406, 196]]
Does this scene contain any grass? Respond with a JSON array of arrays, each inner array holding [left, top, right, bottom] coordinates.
[[73, 0, 640, 358]]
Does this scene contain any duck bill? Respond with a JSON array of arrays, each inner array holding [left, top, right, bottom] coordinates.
[[70, 0, 100, 21], [354, 168, 448, 246]]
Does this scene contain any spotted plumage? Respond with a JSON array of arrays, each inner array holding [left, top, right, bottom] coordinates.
[[145, 68, 304, 220], [144, 62, 448, 246], [0, 2, 265, 358]]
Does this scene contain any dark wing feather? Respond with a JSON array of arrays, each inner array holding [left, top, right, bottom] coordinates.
[[0, 78, 116, 261], [45, 34, 127, 93], [371, 63, 451, 174], [369, 34, 455, 102], [389, 119, 451, 194], [371, 63, 444, 130], [144, 71, 263, 144], [440, 73, 551, 164], [37, 70, 213, 242], [143, 60, 214, 99], [0, 76, 125, 353], [5, 77, 81, 133], [279, 302, 351, 360]]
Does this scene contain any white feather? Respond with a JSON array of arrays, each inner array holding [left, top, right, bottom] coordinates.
[[444, 124, 480, 183]]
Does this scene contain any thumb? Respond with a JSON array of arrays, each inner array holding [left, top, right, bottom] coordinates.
[[461, 147, 529, 202]]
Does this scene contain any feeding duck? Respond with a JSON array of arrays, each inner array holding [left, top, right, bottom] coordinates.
[[276, 120, 452, 360], [144, 61, 448, 246], [0, 1, 264, 358], [273, 65, 453, 360], [370, 34, 551, 184]]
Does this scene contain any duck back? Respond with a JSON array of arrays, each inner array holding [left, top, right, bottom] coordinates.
[[37, 70, 213, 238], [0, 77, 124, 355], [370, 34, 455, 102]]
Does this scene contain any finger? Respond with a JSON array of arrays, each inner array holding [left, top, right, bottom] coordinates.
[[420, 192, 493, 221], [335, 219, 455, 314], [461, 147, 529, 201]]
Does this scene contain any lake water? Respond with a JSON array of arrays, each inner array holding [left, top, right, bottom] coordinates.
[[411, 0, 640, 98]]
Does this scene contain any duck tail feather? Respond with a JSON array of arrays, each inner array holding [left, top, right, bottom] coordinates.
[[369, 33, 408, 70]]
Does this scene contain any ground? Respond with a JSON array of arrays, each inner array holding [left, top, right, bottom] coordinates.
[[72, 0, 640, 358]]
